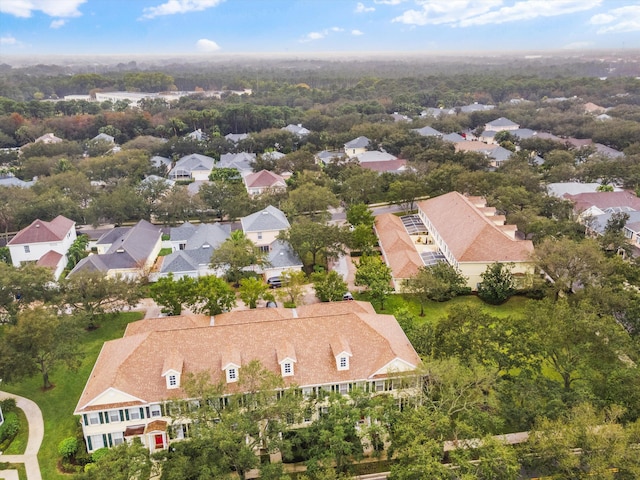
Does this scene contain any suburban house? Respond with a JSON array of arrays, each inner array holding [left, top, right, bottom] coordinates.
[[73, 301, 421, 453], [458, 103, 495, 113], [547, 182, 622, 198], [262, 240, 304, 278], [390, 113, 412, 123], [420, 107, 455, 118], [69, 220, 163, 279], [0, 173, 35, 188], [564, 191, 640, 220], [186, 129, 207, 141], [217, 152, 256, 177], [34, 132, 63, 144], [412, 126, 442, 138], [415, 192, 535, 288], [315, 150, 346, 166], [241, 205, 291, 253], [7, 215, 76, 280], [168, 154, 215, 181], [153, 222, 231, 280], [243, 169, 287, 196], [224, 133, 248, 144], [282, 124, 310, 136], [375, 192, 535, 290], [587, 210, 640, 256], [454, 141, 514, 168], [344, 136, 370, 158]]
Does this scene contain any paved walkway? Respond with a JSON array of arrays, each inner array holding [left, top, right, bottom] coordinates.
[[0, 392, 43, 480]]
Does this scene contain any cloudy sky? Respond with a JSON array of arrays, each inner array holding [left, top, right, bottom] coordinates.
[[1, 0, 639, 56]]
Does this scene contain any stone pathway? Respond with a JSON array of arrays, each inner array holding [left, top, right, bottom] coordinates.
[[0, 392, 43, 480]]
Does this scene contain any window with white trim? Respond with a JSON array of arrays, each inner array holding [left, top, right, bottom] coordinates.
[[169, 375, 177, 387], [90, 434, 105, 450], [257, 232, 263, 240], [339, 356, 347, 368], [226, 367, 238, 383], [112, 432, 124, 446], [88, 412, 100, 425], [108, 410, 120, 422], [339, 383, 349, 395], [24, 245, 30, 253], [128, 408, 141, 420]]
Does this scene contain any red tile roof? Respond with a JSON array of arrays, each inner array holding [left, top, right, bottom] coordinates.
[[36, 250, 63, 268], [417, 192, 534, 263], [359, 159, 407, 173], [375, 213, 423, 280], [8, 215, 74, 245], [75, 302, 420, 413], [244, 169, 286, 188]]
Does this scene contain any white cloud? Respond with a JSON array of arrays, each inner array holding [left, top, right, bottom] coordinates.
[[301, 27, 347, 42], [196, 38, 221, 52], [50, 19, 66, 28], [352, 29, 364, 35], [375, 0, 406, 4], [393, 0, 603, 27], [590, 5, 640, 34], [355, 2, 375, 13], [142, 0, 224, 19], [0, 35, 18, 45], [1, 0, 86, 18]]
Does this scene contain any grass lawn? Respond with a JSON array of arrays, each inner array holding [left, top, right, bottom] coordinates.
[[1, 311, 143, 480], [356, 292, 532, 326], [0, 463, 27, 480], [3, 407, 28, 454]]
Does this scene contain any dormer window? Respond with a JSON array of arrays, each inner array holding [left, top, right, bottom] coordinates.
[[338, 355, 349, 371], [281, 361, 294, 377], [168, 375, 177, 387], [226, 367, 238, 383], [164, 370, 181, 389]]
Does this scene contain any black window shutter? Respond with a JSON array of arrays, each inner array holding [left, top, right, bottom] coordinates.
[[83, 414, 88, 426], [87, 436, 92, 451]]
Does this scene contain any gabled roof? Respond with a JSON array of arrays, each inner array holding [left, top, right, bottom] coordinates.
[[36, 250, 63, 268], [589, 211, 640, 235], [375, 213, 423, 280], [359, 159, 408, 174], [282, 124, 310, 136], [417, 192, 534, 263], [315, 150, 346, 165], [241, 205, 290, 233], [225, 133, 248, 143], [547, 182, 622, 197], [413, 126, 442, 137], [593, 143, 623, 158], [150, 155, 172, 170], [105, 220, 162, 264], [244, 170, 286, 189], [458, 103, 495, 112], [170, 153, 214, 174], [0, 175, 34, 188], [345, 136, 370, 149], [266, 240, 302, 269], [565, 191, 640, 214], [355, 151, 397, 163], [442, 132, 466, 143], [34, 133, 63, 144], [8, 215, 75, 246], [217, 152, 256, 171], [92, 133, 115, 143], [184, 223, 231, 250], [74, 302, 420, 413], [158, 251, 201, 274], [485, 117, 519, 129]]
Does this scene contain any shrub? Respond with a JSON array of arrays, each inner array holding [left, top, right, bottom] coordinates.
[[58, 437, 79, 459], [0, 412, 19, 444], [91, 447, 109, 463]]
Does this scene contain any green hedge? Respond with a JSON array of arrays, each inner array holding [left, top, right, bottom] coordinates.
[[0, 412, 20, 446]]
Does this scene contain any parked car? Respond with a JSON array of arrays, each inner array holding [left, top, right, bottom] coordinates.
[[343, 292, 354, 301], [266, 276, 282, 288]]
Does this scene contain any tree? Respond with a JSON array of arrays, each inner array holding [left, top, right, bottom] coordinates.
[[283, 183, 338, 221], [402, 263, 469, 315], [477, 262, 516, 305], [355, 255, 393, 310], [239, 276, 269, 308], [0, 307, 80, 389], [279, 220, 349, 273], [387, 179, 424, 213], [533, 237, 604, 299], [311, 270, 348, 302], [154, 186, 203, 226], [62, 271, 142, 328], [599, 211, 633, 258], [276, 269, 307, 306], [199, 180, 251, 221], [80, 439, 155, 480], [0, 262, 56, 324], [210, 230, 267, 286], [66, 234, 89, 271], [346, 203, 374, 228], [187, 275, 236, 316], [523, 404, 640, 479], [349, 223, 377, 256], [149, 273, 196, 316]]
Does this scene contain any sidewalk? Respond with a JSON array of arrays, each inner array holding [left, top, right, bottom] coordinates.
[[0, 392, 44, 480]]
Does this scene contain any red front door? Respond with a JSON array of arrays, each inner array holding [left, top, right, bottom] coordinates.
[[154, 434, 164, 449]]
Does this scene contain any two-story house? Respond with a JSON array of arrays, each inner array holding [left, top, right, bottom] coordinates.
[[73, 301, 421, 453], [7, 215, 76, 280]]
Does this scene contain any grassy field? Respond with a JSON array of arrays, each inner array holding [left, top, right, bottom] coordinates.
[[2, 311, 143, 480], [357, 292, 532, 325]]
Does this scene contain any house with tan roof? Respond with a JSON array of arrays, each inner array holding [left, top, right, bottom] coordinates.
[[415, 192, 535, 288], [7, 215, 76, 280], [73, 301, 421, 453], [243, 169, 287, 196]]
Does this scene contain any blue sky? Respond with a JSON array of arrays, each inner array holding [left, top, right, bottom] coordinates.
[[1, 0, 639, 56]]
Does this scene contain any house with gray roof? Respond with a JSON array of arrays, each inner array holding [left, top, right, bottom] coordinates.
[[91, 133, 115, 144], [344, 136, 370, 158], [241, 205, 290, 252], [315, 150, 346, 166], [0, 173, 35, 188], [593, 143, 624, 159], [480, 128, 537, 144], [261, 240, 303, 278], [152, 222, 231, 280], [420, 107, 455, 118], [390, 113, 412, 123], [150, 156, 172, 172], [168, 154, 215, 181], [442, 132, 466, 143], [412, 126, 442, 137], [225, 133, 249, 143], [186, 129, 207, 141], [484, 117, 519, 131], [69, 220, 163, 279], [458, 103, 495, 113], [282, 124, 310, 136], [217, 152, 256, 176]]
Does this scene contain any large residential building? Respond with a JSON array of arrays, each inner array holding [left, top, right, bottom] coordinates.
[[7, 215, 76, 280], [416, 192, 535, 288], [73, 301, 421, 453]]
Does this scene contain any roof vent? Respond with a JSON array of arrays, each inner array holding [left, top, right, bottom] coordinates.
[[262, 211, 269, 215], [116, 248, 125, 253], [202, 244, 210, 249], [36, 223, 40, 228]]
